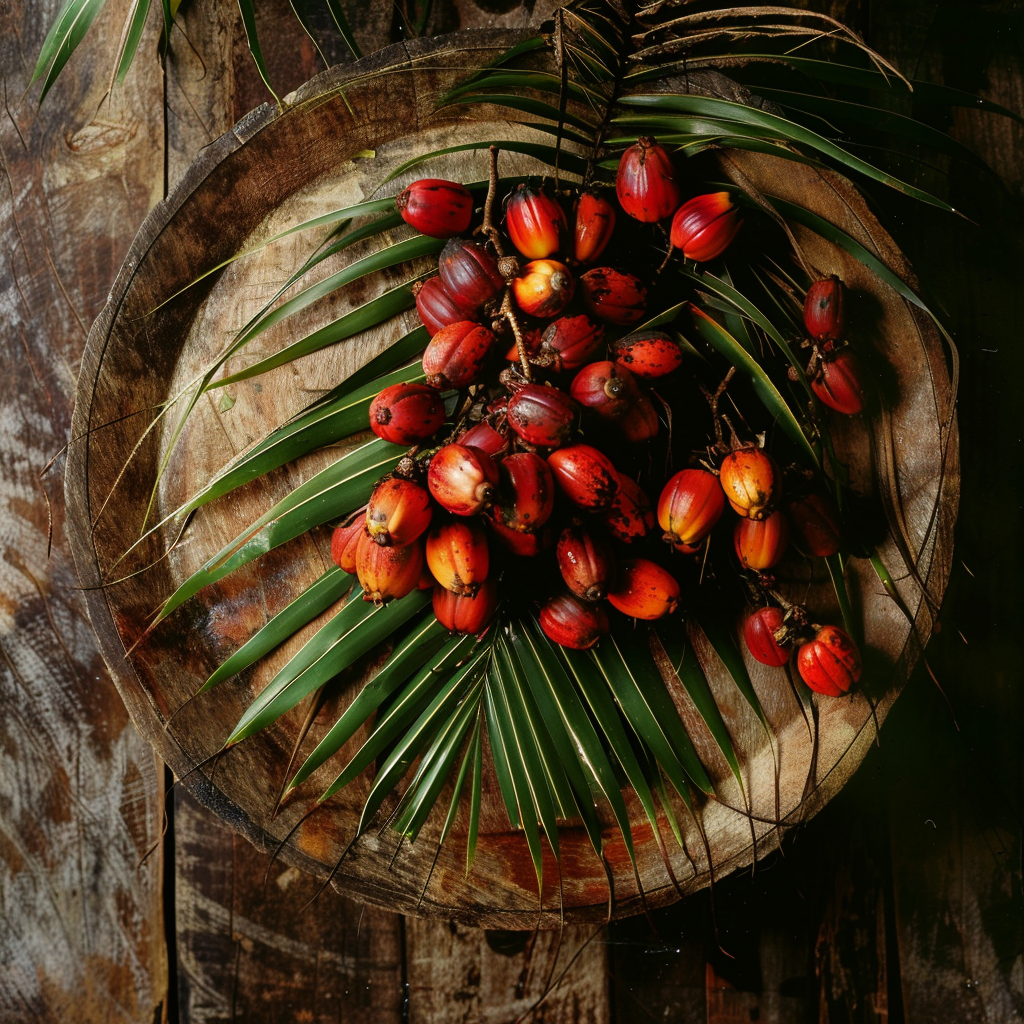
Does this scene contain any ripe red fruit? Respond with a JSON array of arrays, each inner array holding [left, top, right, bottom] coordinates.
[[413, 276, 476, 336], [797, 625, 862, 696], [610, 330, 683, 379], [607, 559, 679, 620], [355, 531, 424, 605], [657, 468, 725, 546], [788, 493, 842, 557], [743, 607, 790, 667], [556, 526, 614, 602], [505, 183, 566, 260], [733, 510, 789, 570], [330, 511, 367, 573], [811, 349, 865, 415], [570, 361, 658, 442], [422, 320, 495, 389], [512, 259, 575, 319], [572, 191, 616, 264], [433, 578, 499, 634], [579, 267, 647, 326], [489, 519, 554, 557], [366, 477, 432, 547], [615, 137, 680, 223], [457, 421, 506, 457], [669, 192, 743, 261], [539, 593, 610, 650], [604, 473, 655, 543], [503, 325, 544, 363], [438, 238, 505, 312], [369, 382, 446, 445], [804, 275, 846, 341], [426, 518, 490, 596], [537, 314, 604, 373], [719, 448, 778, 520], [427, 444, 499, 516], [395, 178, 473, 238], [491, 452, 555, 533], [548, 444, 618, 509], [506, 384, 577, 447]]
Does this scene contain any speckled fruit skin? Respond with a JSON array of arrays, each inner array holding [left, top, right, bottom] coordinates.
[[512, 259, 575, 319], [604, 473, 654, 543], [788, 493, 842, 557], [669, 192, 742, 261], [797, 625, 862, 696], [572, 191, 616, 264], [539, 592, 610, 650], [395, 178, 473, 238], [538, 315, 604, 373], [505, 183, 566, 260], [366, 478, 432, 548], [506, 384, 577, 448], [570, 361, 636, 419], [719, 448, 778, 520], [548, 445, 618, 510], [438, 238, 505, 312], [433, 577, 499, 634], [427, 444, 499, 516], [615, 137, 680, 223], [657, 468, 725, 546], [607, 559, 679, 620], [426, 518, 490, 596], [369, 382, 446, 445], [812, 349, 865, 415], [579, 267, 648, 326], [422, 320, 495, 389], [611, 330, 683, 379], [355, 531, 424, 605], [733, 510, 789, 570], [804, 275, 846, 341], [557, 526, 614, 602], [331, 512, 367, 574], [491, 452, 555, 533], [743, 607, 790, 667], [414, 276, 476, 336]]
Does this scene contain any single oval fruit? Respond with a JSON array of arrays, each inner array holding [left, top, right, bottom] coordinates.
[[615, 137, 680, 223], [570, 361, 658, 442], [539, 592, 610, 650], [537, 314, 604, 373], [438, 238, 505, 312], [422, 320, 495, 389], [548, 444, 618, 509], [426, 518, 490, 596], [572, 191, 616, 264], [505, 183, 566, 260], [396, 178, 473, 238], [369, 382, 446, 445], [608, 559, 680, 620], [413, 275, 476, 336], [433, 578, 499, 634], [427, 444, 499, 516], [512, 259, 575, 319], [366, 477, 432, 548], [669, 192, 743, 261], [788, 492, 842, 557], [743, 607, 790, 667], [812, 349, 865, 415], [610, 330, 683, 379], [506, 384, 577, 447], [491, 452, 555, 533], [579, 267, 647, 326], [331, 511, 367, 574], [804, 275, 846, 341], [457, 420, 506, 457], [604, 473, 655, 543], [657, 468, 725, 546], [734, 510, 789, 570], [719, 448, 778, 520], [355, 531, 424, 605], [797, 625, 862, 696], [556, 526, 614, 601]]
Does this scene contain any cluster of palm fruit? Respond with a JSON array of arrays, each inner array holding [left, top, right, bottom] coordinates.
[[330, 138, 865, 698]]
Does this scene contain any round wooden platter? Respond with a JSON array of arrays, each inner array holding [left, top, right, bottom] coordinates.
[[66, 32, 958, 928]]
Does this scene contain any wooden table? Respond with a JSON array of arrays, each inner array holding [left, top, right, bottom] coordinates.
[[1, 1, 1021, 1021]]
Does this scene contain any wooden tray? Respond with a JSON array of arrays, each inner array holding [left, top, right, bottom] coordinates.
[[65, 33, 957, 928]]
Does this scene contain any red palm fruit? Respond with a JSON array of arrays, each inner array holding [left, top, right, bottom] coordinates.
[[579, 267, 647, 326], [734, 510, 789, 570], [615, 137, 680, 223], [608, 559, 679, 620], [489, 519, 553, 557], [491, 452, 555, 533], [610, 330, 682, 379], [804, 275, 846, 341], [743, 607, 790, 667], [572, 191, 616, 264], [457, 421, 506, 457], [537, 314, 604, 372], [506, 384, 577, 447], [355, 531, 424, 604], [395, 178, 473, 238], [433, 577, 499, 634], [512, 259, 574, 319], [426, 518, 489, 596], [369, 382, 446, 445], [669, 192, 743, 261], [504, 325, 544, 363], [657, 468, 725, 546], [797, 625, 862, 696], [422, 320, 495, 389], [719, 448, 778, 520], [557, 526, 614, 601], [604, 473, 655, 542], [788, 493, 842, 557], [812, 349, 865, 415], [438, 238, 505, 312], [366, 477, 432, 548], [427, 443, 499, 516], [505, 183, 566, 260], [539, 593, 610, 650], [331, 512, 367, 573], [570, 361, 658, 442], [413, 276, 476, 336], [548, 444, 618, 509]]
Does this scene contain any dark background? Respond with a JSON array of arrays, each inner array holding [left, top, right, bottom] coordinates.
[[0, 0, 1020, 1021]]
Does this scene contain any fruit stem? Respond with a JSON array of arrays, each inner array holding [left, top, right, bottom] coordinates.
[[480, 145, 506, 258], [500, 290, 533, 381]]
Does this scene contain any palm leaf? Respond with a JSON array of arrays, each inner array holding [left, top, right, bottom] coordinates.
[[323, 0, 361, 58], [32, 0, 108, 101], [237, 0, 279, 106], [110, 0, 152, 88]]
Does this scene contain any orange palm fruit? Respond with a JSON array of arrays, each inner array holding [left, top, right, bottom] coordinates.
[[657, 468, 725, 546], [733, 510, 789, 570], [572, 191, 616, 264], [512, 259, 575, 319], [433, 578, 499, 634], [615, 137, 680, 223], [719, 448, 778, 520], [426, 518, 490, 596], [669, 192, 742, 261], [505, 183, 566, 259], [355, 531, 424, 605], [548, 444, 618, 509], [539, 592, 609, 650], [365, 477, 432, 548], [607, 559, 680, 620], [797, 626, 862, 696]]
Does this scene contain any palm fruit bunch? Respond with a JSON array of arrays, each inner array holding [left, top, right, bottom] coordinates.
[[334, 139, 865, 696]]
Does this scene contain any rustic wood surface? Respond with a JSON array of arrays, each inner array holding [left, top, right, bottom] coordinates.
[[1, 0, 1021, 1022]]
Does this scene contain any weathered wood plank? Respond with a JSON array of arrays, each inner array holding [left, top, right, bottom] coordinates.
[[0, 0, 167, 1021]]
